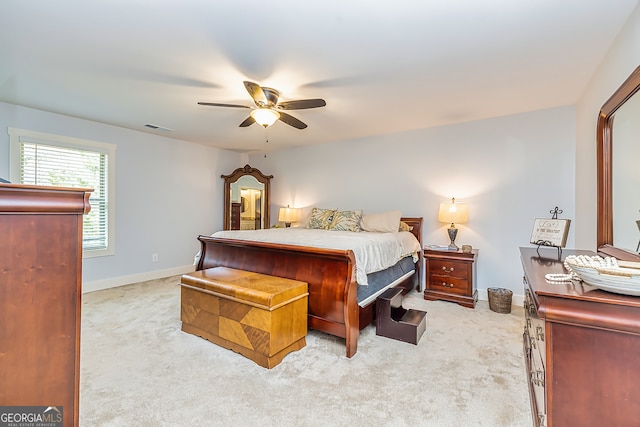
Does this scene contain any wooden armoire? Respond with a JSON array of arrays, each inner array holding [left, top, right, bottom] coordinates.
[[0, 183, 92, 427]]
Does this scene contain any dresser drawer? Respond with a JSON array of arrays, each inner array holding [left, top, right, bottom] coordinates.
[[524, 287, 546, 357], [522, 275, 547, 427], [429, 259, 469, 280], [529, 342, 547, 427]]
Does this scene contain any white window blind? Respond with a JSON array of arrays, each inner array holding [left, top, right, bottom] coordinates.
[[21, 142, 108, 250], [9, 128, 116, 257]]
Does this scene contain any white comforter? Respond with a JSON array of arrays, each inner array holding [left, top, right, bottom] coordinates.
[[210, 228, 421, 286]]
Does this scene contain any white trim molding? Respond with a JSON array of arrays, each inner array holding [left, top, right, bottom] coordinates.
[[82, 264, 195, 293]]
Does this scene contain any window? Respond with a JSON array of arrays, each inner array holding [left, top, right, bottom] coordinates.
[[9, 128, 116, 258]]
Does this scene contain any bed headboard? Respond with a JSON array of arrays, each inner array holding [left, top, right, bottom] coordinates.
[[401, 217, 423, 245]]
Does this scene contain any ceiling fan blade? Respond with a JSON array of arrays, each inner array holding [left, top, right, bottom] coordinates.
[[239, 116, 255, 127], [197, 102, 251, 108], [278, 112, 307, 129], [243, 81, 267, 106], [277, 99, 326, 110]]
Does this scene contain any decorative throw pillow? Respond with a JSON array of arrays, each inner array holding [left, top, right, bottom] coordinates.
[[361, 210, 402, 233], [329, 210, 363, 232], [399, 221, 413, 232], [307, 207, 337, 230]]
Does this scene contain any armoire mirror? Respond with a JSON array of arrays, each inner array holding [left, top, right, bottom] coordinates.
[[222, 165, 273, 231], [597, 65, 640, 260]]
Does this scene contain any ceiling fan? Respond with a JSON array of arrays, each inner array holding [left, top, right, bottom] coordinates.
[[198, 81, 326, 129]]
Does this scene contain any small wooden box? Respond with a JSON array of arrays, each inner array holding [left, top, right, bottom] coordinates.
[[180, 267, 308, 368]]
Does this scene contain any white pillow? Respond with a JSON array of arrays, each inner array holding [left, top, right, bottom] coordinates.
[[360, 210, 402, 233], [294, 207, 313, 228]]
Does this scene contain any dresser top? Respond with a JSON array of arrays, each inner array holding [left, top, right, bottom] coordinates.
[[424, 248, 478, 260], [520, 246, 640, 309], [0, 183, 92, 214]]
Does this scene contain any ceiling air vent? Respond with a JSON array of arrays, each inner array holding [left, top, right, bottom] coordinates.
[[144, 124, 174, 131]]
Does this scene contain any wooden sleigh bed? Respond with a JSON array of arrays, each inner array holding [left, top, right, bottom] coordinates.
[[195, 217, 423, 358]]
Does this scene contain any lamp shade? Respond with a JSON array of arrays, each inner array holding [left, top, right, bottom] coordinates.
[[278, 206, 299, 224], [438, 198, 468, 225], [251, 108, 280, 127]]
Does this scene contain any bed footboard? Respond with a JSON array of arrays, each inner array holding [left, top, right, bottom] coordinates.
[[196, 236, 360, 357]]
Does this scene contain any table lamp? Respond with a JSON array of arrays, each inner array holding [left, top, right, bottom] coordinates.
[[438, 197, 468, 250], [278, 205, 299, 227]]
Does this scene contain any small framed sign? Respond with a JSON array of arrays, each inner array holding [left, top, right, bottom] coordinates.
[[530, 218, 571, 248]]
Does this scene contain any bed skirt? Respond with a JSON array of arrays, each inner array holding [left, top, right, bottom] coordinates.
[[357, 255, 416, 307]]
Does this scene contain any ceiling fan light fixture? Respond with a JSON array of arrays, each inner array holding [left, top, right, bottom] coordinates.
[[251, 108, 280, 127], [199, 81, 325, 130]]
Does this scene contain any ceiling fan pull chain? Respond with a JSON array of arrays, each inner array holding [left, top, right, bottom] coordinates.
[[264, 127, 268, 158]]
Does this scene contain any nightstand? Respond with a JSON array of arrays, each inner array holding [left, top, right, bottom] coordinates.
[[423, 248, 478, 308]]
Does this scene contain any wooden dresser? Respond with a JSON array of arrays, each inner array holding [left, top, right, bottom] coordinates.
[[520, 247, 640, 427], [0, 183, 92, 427]]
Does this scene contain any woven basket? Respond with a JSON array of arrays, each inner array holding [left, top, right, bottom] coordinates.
[[488, 287, 513, 314]]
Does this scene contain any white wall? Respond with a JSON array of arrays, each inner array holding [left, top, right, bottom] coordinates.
[[575, 3, 640, 249], [3, 2, 635, 297], [0, 102, 242, 292], [249, 106, 577, 303]]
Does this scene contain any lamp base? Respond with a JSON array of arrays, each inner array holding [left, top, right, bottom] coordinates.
[[447, 225, 459, 251], [284, 222, 292, 228]]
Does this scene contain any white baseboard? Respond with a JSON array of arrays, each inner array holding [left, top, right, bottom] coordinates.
[[82, 264, 195, 294]]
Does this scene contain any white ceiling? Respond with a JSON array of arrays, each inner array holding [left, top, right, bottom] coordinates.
[[0, 1, 638, 153]]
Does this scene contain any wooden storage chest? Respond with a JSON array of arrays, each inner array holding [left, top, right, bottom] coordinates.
[[180, 267, 308, 368]]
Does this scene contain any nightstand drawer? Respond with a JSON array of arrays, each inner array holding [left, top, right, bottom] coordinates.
[[429, 259, 469, 280], [428, 275, 469, 295]]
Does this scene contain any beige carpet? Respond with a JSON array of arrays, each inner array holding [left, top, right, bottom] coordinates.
[[80, 276, 532, 426]]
